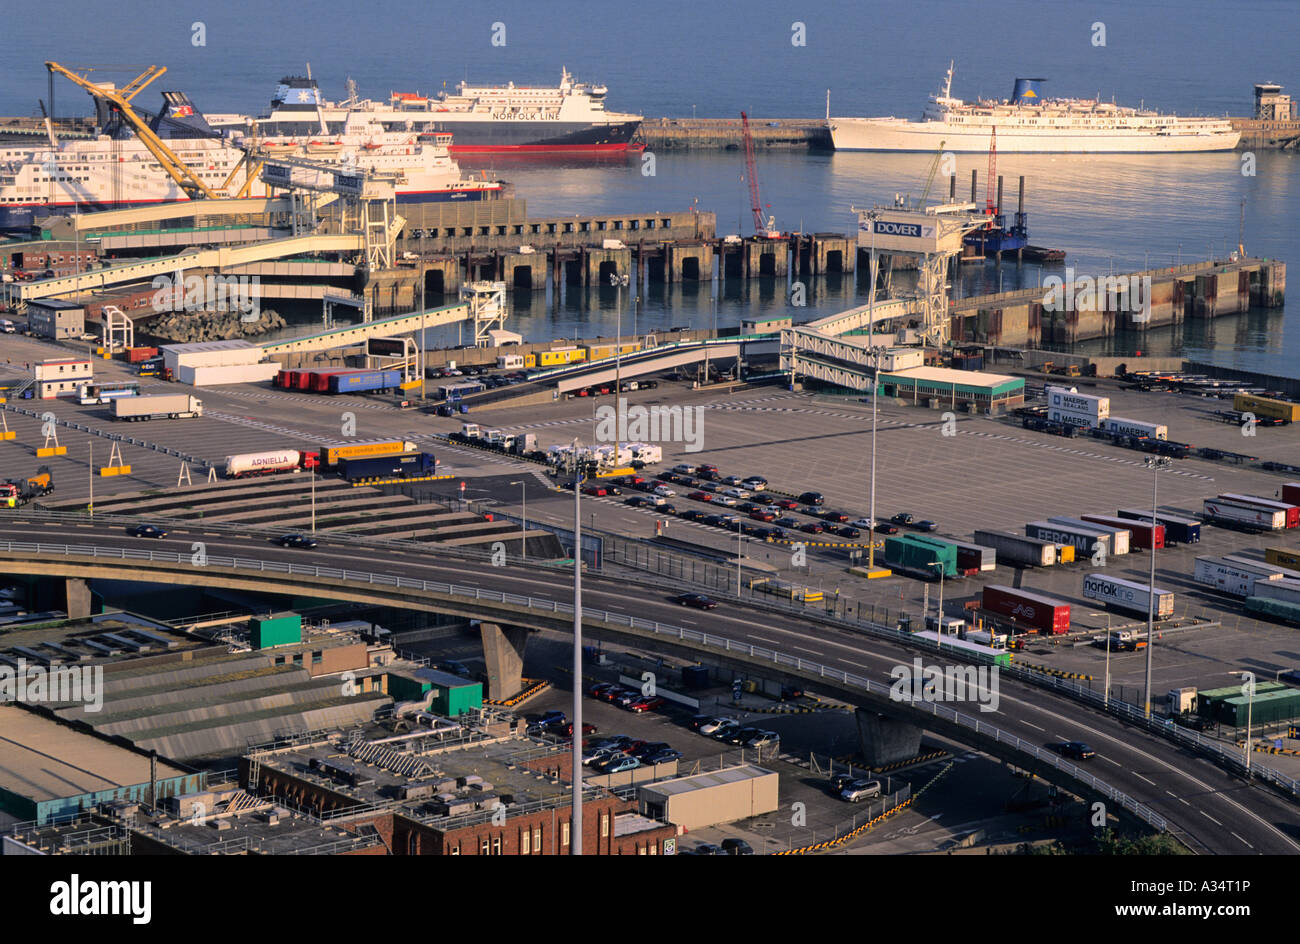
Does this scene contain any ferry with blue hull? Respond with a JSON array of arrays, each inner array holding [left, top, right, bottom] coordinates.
[[830, 64, 1239, 153]]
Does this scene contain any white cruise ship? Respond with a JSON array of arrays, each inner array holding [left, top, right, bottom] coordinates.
[[207, 69, 643, 156], [0, 89, 501, 230], [830, 64, 1240, 153]]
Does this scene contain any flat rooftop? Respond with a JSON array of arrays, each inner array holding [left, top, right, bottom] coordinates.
[[882, 365, 1022, 387], [0, 706, 188, 804], [639, 764, 774, 798]]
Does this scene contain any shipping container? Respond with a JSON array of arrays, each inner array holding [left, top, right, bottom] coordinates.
[[1233, 393, 1300, 424], [1216, 493, 1299, 529], [1047, 517, 1131, 555], [1048, 409, 1098, 429], [1221, 554, 1300, 582], [126, 346, 159, 364], [1282, 483, 1300, 508], [972, 530, 1057, 567], [1202, 498, 1286, 531], [1244, 596, 1300, 627], [1081, 573, 1175, 618], [179, 362, 281, 386], [113, 394, 202, 421], [1026, 521, 1112, 558], [309, 370, 361, 392], [537, 347, 587, 367], [1115, 508, 1202, 544], [1265, 547, 1300, 570], [980, 585, 1071, 635], [1101, 416, 1169, 440], [882, 535, 958, 578], [1250, 578, 1300, 607], [1193, 556, 1284, 597], [337, 451, 437, 481], [944, 538, 996, 572], [328, 370, 403, 394], [322, 440, 418, 468], [584, 341, 643, 361], [1081, 513, 1164, 550], [1046, 386, 1110, 420]]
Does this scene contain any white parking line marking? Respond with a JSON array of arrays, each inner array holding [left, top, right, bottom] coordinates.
[[1200, 811, 1223, 826], [1133, 773, 1156, 785], [1231, 832, 1254, 849]]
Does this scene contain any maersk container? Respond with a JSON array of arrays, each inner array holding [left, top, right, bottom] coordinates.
[[972, 530, 1057, 567], [1216, 493, 1299, 529], [329, 370, 402, 394], [1102, 416, 1169, 440], [981, 585, 1071, 635], [1202, 498, 1286, 531], [1026, 521, 1112, 558], [338, 451, 437, 481], [1081, 513, 1164, 550], [1048, 409, 1099, 429], [1250, 578, 1300, 607], [1115, 508, 1201, 544], [1046, 386, 1110, 420], [1193, 556, 1283, 597], [1047, 517, 1130, 555], [1081, 573, 1175, 619]]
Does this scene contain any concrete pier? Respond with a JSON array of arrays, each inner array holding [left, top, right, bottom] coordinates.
[[479, 621, 529, 701]]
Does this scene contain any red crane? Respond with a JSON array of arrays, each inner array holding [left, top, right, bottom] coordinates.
[[984, 126, 998, 218], [740, 111, 775, 236]]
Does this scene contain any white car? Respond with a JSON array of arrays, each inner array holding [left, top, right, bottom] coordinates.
[[722, 488, 750, 500], [713, 496, 738, 507], [671, 464, 696, 475], [850, 518, 876, 530], [741, 477, 768, 491], [699, 717, 740, 736], [840, 779, 882, 802], [652, 485, 675, 497]]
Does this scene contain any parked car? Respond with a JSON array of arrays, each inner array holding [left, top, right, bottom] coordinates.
[[535, 710, 566, 727], [550, 722, 597, 737], [674, 593, 718, 610], [775, 516, 802, 529], [687, 490, 713, 503], [689, 714, 712, 731], [702, 722, 743, 743], [741, 476, 768, 491], [582, 484, 609, 496], [798, 491, 825, 505], [840, 779, 882, 802], [834, 525, 862, 539], [671, 464, 696, 475], [875, 522, 899, 535], [748, 509, 776, 522], [745, 731, 780, 748], [587, 682, 616, 698], [713, 495, 739, 507], [652, 485, 675, 497], [679, 509, 710, 523], [725, 726, 761, 745], [775, 498, 800, 510], [642, 748, 682, 765], [276, 533, 318, 549], [709, 721, 742, 740], [890, 513, 914, 526], [740, 522, 768, 537], [632, 742, 672, 760], [693, 843, 724, 855], [598, 754, 641, 774], [721, 838, 754, 855], [912, 520, 939, 532], [820, 511, 851, 523], [627, 695, 666, 713], [828, 772, 861, 793], [721, 488, 750, 500], [799, 522, 826, 534]]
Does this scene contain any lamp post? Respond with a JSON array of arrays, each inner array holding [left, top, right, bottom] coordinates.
[[310, 460, 316, 534], [1142, 456, 1171, 719], [865, 210, 881, 572], [736, 518, 744, 595], [610, 273, 629, 466], [930, 561, 946, 649], [1230, 671, 1255, 774], [1103, 612, 1112, 709], [88, 442, 93, 518], [570, 439, 584, 853], [510, 480, 526, 562]]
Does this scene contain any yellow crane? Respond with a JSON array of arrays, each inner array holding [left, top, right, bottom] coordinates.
[[918, 139, 947, 205], [45, 61, 219, 200]]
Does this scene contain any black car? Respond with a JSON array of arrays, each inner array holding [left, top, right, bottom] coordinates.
[[890, 513, 914, 526], [721, 838, 754, 855], [689, 713, 712, 731], [740, 522, 768, 537], [834, 525, 861, 539], [674, 593, 718, 610], [625, 496, 649, 507], [127, 524, 168, 539], [760, 527, 787, 540], [912, 520, 939, 532], [1054, 741, 1096, 760], [874, 522, 900, 535], [277, 533, 318, 549], [798, 491, 825, 505], [679, 509, 710, 522], [775, 516, 802, 529]]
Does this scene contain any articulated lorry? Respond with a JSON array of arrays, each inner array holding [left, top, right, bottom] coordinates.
[[113, 394, 203, 421]]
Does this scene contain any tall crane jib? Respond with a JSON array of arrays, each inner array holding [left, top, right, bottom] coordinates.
[[740, 112, 777, 238]]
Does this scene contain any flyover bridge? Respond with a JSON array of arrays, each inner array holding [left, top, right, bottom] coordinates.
[[1, 516, 1297, 854]]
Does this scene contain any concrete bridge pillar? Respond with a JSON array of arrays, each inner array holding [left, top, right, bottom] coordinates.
[[855, 709, 923, 767], [64, 577, 91, 620], [479, 621, 529, 700]]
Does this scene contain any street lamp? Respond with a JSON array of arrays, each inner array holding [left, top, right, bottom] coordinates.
[[510, 479, 526, 562], [1230, 671, 1256, 774], [865, 210, 882, 573], [569, 439, 585, 853], [930, 560, 946, 649], [1142, 455, 1171, 719], [736, 518, 744, 594], [610, 273, 629, 467]]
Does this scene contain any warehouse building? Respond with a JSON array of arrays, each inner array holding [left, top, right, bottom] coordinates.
[[27, 299, 85, 340], [32, 357, 93, 398], [637, 764, 779, 830], [160, 339, 281, 386], [388, 666, 483, 717], [1197, 681, 1300, 727], [878, 365, 1026, 411]]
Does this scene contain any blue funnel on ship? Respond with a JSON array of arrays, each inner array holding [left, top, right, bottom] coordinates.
[[1011, 78, 1047, 104]]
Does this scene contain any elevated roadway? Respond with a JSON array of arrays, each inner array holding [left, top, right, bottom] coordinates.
[[1, 514, 1297, 854]]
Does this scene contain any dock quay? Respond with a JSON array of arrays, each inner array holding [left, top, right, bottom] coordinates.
[[640, 117, 832, 150]]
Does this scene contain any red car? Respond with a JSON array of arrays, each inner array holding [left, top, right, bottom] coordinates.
[[687, 491, 714, 502], [800, 522, 826, 534], [627, 696, 666, 713], [775, 498, 800, 510], [749, 510, 776, 522], [820, 511, 850, 523], [552, 722, 598, 737], [582, 485, 608, 496]]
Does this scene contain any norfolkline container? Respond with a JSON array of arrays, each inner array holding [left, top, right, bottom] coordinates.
[[1081, 573, 1174, 619]]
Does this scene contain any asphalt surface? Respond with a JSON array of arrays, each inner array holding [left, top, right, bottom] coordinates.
[[3, 515, 1299, 854]]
